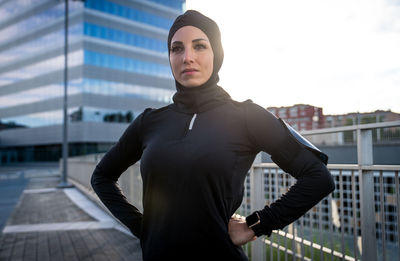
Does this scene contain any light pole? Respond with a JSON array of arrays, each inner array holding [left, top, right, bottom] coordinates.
[[58, 0, 73, 188]]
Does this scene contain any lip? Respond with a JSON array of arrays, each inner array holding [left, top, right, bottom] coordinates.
[[182, 68, 199, 75]]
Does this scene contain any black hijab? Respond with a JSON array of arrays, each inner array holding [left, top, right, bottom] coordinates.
[[168, 10, 231, 114]]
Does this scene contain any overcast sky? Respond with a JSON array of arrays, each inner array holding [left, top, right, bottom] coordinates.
[[186, 0, 400, 115]]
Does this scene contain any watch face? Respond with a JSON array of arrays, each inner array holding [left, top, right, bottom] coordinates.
[[247, 212, 260, 227], [247, 212, 263, 236]]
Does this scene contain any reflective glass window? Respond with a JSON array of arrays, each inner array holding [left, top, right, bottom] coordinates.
[[80, 78, 174, 103], [148, 0, 184, 10], [0, 106, 142, 129], [0, 107, 79, 128], [0, 79, 81, 109], [84, 50, 171, 78], [0, 5, 63, 46], [0, 75, 174, 112], [0, 0, 83, 25], [84, 0, 174, 30], [0, 50, 83, 88], [76, 107, 141, 123], [0, 23, 82, 70], [0, 0, 39, 24], [84, 23, 167, 53]]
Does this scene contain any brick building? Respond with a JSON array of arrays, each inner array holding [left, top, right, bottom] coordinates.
[[267, 104, 324, 131]]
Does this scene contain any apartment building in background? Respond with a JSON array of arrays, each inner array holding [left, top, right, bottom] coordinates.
[[267, 104, 325, 131], [268, 104, 400, 145], [324, 110, 400, 128], [0, 0, 185, 164]]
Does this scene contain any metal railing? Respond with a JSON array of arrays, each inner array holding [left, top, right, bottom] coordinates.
[[65, 120, 400, 261], [241, 120, 400, 261]]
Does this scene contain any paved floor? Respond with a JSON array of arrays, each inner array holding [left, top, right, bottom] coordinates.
[[0, 167, 143, 261], [0, 171, 29, 232]]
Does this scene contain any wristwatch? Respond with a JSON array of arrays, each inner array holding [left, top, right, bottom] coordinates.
[[246, 211, 264, 237]]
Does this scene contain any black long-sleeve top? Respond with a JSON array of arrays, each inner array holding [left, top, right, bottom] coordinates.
[[91, 88, 335, 261]]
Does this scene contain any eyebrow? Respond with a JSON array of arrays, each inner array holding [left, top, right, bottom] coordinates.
[[171, 38, 209, 45]]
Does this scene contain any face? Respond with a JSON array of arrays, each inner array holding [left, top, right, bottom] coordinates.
[[169, 26, 214, 88]]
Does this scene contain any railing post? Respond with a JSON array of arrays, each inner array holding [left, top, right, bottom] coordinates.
[[357, 128, 377, 261], [250, 153, 265, 261]]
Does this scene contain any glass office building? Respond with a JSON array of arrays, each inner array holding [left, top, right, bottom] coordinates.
[[0, 0, 184, 164]]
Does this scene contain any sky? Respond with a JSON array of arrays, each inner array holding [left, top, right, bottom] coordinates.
[[186, 0, 400, 115]]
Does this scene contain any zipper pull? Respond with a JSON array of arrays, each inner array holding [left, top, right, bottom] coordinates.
[[188, 113, 197, 130]]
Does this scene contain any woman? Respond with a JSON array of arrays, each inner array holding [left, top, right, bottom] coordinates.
[[91, 10, 335, 261]]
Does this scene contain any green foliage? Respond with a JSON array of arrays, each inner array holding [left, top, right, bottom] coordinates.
[[260, 230, 356, 261], [343, 118, 355, 144]]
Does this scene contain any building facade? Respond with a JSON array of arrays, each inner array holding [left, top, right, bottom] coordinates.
[[267, 104, 324, 131], [267, 104, 400, 146], [0, 0, 184, 164]]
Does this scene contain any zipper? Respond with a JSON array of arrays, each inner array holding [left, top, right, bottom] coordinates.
[[181, 113, 197, 139], [188, 113, 197, 130]]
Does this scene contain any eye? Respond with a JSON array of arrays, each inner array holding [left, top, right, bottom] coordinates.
[[194, 43, 207, 50], [170, 46, 183, 53]]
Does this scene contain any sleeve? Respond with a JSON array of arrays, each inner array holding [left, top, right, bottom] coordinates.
[[244, 102, 335, 237], [90, 108, 151, 239]]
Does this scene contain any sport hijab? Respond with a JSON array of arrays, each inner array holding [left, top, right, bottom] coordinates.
[[168, 10, 231, 114]]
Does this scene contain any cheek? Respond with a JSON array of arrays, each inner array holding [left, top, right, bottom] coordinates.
[[170, 57, 180, 77], [205, 54, 214, 75]]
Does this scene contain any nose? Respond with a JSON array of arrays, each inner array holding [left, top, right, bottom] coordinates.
[[183, 48, 194, 64]]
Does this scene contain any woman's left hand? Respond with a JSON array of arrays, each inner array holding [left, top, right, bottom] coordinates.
[[228, 214, 257, 246]]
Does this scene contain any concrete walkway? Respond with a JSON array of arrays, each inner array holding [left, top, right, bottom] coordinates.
[[0, 168, 143, 261]]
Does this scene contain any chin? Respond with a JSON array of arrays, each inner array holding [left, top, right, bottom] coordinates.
[[179, 80, 206, 88]]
